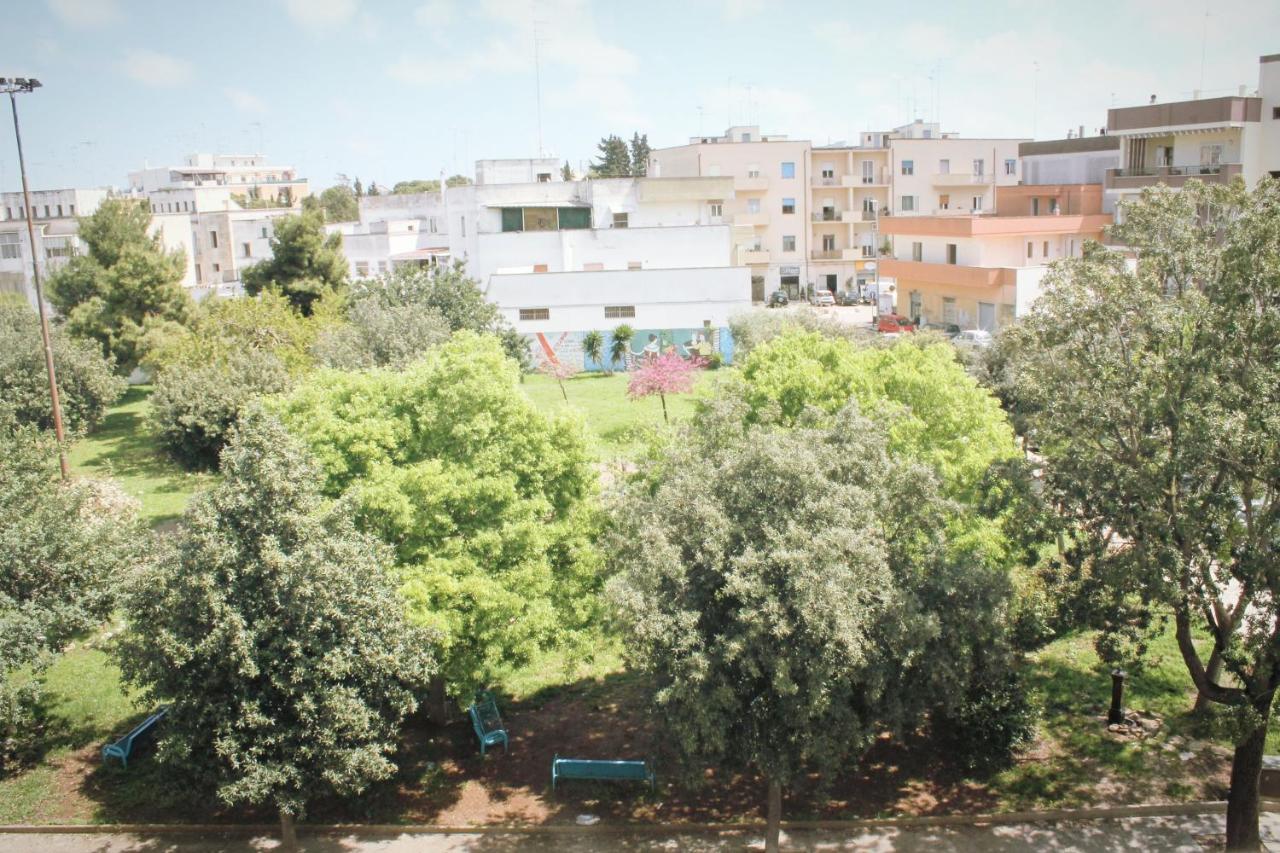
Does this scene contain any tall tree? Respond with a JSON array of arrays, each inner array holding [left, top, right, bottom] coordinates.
[[629, 132, 650, 177], [590, 135, 631, 178], [46, 198, 191, 373], [445, 174, 473, 188], [580, 330, 605, 372], [353, 177, 364, 198], [1002, 178, 1280, 850], [117, 409, 434, 849], [392, 179, 441, 195], [560, 161, 574, 182], [242, 210, 347, 315], [609, 324, 634, 371], [609, 396, 1015, 852], [317, 185, 358, 222]]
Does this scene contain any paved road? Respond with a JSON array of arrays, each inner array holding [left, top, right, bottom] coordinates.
[[3, 811, 1279, 852]]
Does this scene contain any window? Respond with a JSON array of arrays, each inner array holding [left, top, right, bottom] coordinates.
[[43, 205, 50, 218], [900, 195, 915, 212], [1032, 198, 1040, 216], [1027, 242, 1034, 259], [1042, 241, 1049, 258], [972, 158, 984, 176], [822, 234, 835, 251], [356, 261, 369, 276], [938, 159, 950, 174], [604, 305, 635, 319], [519, 308, 550, 321], [558, 208, 591, 229], [781, 197, 795, 214], [782, 235, 796, 251], [261, 226, 269, 238], [195, 265, 202, 284], [212, 263, 220, 272], [429, 217, 437, 233], [939, 193, 950, 210], [1004, 158, 1017, 175], [0, 233, 20, 259], [971, 196, 983, 211], [536, 172, 552, 182], [945, 244, 957, 264], [1049, 197, 1060, 215], [613, 212, 629, 228], [781, 162, 795, 179], [209, 229, 218, 248], [709, 202, 723, 218], [1274, 106, 1280, 119], [627, 261, 642, 270], [461, 215, 466, 237], [524, 207, 557, 231], [68, 205, 75, 216], [821, 165, 835, 179], [911, 242, 923, 262], [942, 297, 957, 324], [3, 207, 10, 220], [747, 198, 761, 213], [747, 165, 761, 177], [901, 159, 914, 175], [56, 204, 63, 217], [243, 242, 252, 258], [501, 208, 523, 232]]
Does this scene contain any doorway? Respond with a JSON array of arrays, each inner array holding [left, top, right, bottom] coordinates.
[[825, 274, 837, 293], [978, 301, 996, 331]]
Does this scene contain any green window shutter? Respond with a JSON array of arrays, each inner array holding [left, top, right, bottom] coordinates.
[[501, 208, 523, 232], [558, 208, 591, 230]]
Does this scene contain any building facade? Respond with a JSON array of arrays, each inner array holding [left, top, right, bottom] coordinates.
[[0, 188, 113, 306]]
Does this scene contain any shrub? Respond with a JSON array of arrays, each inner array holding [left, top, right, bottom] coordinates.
[[935, 663, 1038, 774], [149, 350, 291, 469], [0, 299, 126, 433], [311, 300, 449, 369], [728, 306, 876, 359]]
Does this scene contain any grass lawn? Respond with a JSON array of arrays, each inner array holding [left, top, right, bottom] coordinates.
[[67, 386, 212, 527], [520, 371, 714, 459]]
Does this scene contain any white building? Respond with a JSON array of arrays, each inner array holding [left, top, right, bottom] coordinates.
[[0, 188, 113, 306]]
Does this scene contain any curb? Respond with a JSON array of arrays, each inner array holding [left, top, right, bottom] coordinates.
[[0, 800, 1229, 836]]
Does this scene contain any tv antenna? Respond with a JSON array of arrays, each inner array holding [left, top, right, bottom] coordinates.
[[533, 13, 548, 157]]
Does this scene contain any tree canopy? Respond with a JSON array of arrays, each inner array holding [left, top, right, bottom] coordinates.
[[274, 333, 600, 704], [242, 211, 347, 315], [590, 135, 632, 177], [46, 198, 191, 373], [117, 408, 433, 842], [317, 185, 358, 222], [1000, 177, 1280, 850]]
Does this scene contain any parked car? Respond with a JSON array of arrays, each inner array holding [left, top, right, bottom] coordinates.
[[835, 290, 859, 306], [954, 329, 994, 348], [922, 322, 962, 337], [876, 313, 916, 334], [810, 289, 836, 307], [767, 290, 789, 308]]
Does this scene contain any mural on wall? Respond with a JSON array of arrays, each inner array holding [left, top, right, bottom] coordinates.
[[527, 322, 736, 372]]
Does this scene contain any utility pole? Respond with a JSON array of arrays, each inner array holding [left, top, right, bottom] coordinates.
[[4, 77, 69, 479]]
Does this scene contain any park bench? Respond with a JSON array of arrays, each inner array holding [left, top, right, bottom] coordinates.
[[101, 705, 168, 769], [468, 691, 508, 756], [551, 755, 655, 793]]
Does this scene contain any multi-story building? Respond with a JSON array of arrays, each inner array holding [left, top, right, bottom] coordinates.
[[0, 188, 113, 306], [342, 159, 750, 368], [883, 120, 1027, 219], [879, 180, 1111, 331], [807, 142, 889, 298], [127, 153, 309, 213], [1104, 53, 1280, 210]]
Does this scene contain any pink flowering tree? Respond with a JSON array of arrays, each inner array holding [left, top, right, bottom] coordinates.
[[538, 358, 580, 402], [627, 351, 699, 423]]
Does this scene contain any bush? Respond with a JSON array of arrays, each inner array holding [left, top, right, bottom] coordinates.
[[728, 306, 876, 359], [935, 663, 1038, 774], [0, 299, 126, 433], [312, 300, 450, 369], [149, 350, 291, 469]]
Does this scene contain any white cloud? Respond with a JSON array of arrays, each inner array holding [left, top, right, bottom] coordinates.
[[281, 0, 356, 30], [414, 0, 455, 26], [118, 50, 192, 88], [47, 0, 120, 27], [225, 88, 267, 114]]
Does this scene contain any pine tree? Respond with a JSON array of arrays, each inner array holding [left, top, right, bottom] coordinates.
[[590, 135, 631, 178], [561, 161, 573, 181], [629, 132, 650, 177]]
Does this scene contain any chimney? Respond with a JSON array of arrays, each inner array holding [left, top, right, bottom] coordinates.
[[1079, 124, 1085, 138]]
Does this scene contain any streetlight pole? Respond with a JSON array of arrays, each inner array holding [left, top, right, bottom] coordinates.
[[4, 77, 69, 479]]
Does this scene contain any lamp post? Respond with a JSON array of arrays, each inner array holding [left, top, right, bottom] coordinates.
[[3, 76, 68, 480]]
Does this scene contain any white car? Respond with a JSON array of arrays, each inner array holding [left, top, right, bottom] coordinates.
[[810, 290, 835, 307], [954, 329, 993, 348]]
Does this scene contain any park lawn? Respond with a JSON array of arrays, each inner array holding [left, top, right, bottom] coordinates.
[[520, 371, 716, 459], [67, 386, 212, 527]]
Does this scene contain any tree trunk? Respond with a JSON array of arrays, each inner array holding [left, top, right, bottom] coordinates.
[[765, 778, 782, 853], [427, 675, 451, 725], [1193, 650, 1223, 715], [279, 808, 298, 853], [558, 378, 567, 402], [1225, 690, 1275, 851], [660, 394, 668, 424]]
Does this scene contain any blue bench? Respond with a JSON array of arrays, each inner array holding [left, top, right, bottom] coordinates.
[[551, 755, 655, 793], [468, 691, 508, 756], [102, 706, 168, 769]]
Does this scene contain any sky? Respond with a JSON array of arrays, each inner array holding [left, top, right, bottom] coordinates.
[[1, 0, 1277, 194]]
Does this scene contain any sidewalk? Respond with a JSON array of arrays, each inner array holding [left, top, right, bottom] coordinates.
[[3, 810, 1279, 852]]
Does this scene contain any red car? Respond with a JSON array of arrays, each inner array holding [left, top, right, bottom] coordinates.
[[876, 313, 916, 334]]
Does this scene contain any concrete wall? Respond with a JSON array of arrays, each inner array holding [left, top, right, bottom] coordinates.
[[1022, 151, 1120, 189]]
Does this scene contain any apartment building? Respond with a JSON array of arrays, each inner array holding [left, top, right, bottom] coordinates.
[[0, 188, 113, 306], [1104, 53, 1280, 210], [128, 153, 309, 213], [884, 121, 1027, 218], [807, 143, 889, 297], [880, 180, 1111, 331]]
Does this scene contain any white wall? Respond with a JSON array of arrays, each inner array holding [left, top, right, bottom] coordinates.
[[1022, 150, 1120, 187], [889, 138, 1025, 216], [475, 159, 561, 185], [488, 266, 751, 333]]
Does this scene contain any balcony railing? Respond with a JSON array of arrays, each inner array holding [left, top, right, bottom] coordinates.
[[812, 176, 843, 187], [811, 249, 844, 260], [861, 210, 877, 222], [811, 210, 843, 222], [1105, 163, 1242, 190]]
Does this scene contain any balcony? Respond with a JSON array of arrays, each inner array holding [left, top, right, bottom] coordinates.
[[812, 176, 844, 188], [811, 249, 845, 261], [860, 210, 877, 222], [1104, 163, 1243, 191], [879, 258, 1017, 289], [733, 211, 770, 227], [933, 173, 992, 187], [847, 170, 888, 186], [734, 175, 769, 192], [811, 210, 846, 223], [738, 247, 770, 264]]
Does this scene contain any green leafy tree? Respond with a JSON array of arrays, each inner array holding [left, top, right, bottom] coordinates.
[[2, 415, 143, 769], [311, 300, 450, 369], [392, 179, 440, 195], [46, 198, 191, 373], [609, 323, 634, 371], [629, 132, 650, 177], [445, 174, 472, 188], [353, 177, 364, 198], [275, 333, 599, 712], [1001, 178, 1280, 850], [0, 298, 125, 433], [242, 211, 347, 315], [367, 181, 381, 196], [117, 409, 434, 849], [317, 185, 358, 222], [581, 330, 605, 371], [608, 396, 1016, 852], [560, 161, 573, 182], [590, 134, 631, 177]]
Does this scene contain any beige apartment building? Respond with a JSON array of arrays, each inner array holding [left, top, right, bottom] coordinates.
[[652, 122, 1026, 301]]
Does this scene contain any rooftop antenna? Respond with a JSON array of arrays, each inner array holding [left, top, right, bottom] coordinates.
[[726, 77, 733, 129], [533, 13, 547, 157], [697, 104, 704, 137], [1032, 61, 1040, 138], [1198, 5, 1209, 92]]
